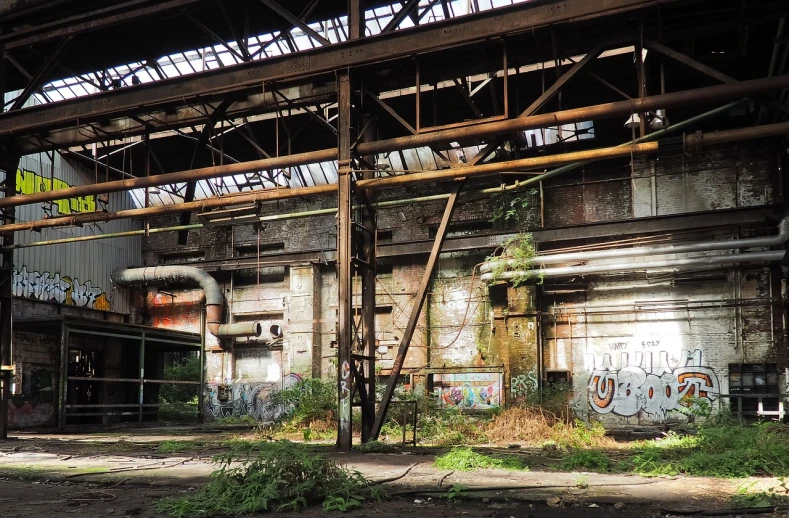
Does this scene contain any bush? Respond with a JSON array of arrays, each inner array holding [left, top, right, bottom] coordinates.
[[156, 441, 383, 517], [160, 355, 200, 404], [268, 378, 337, 431]]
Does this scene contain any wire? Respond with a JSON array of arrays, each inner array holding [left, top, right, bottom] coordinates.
[[430, 262, 485, 349]]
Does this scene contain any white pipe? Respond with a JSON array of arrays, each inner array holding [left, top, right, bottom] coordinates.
[[480, 215, 789, 273], [479, 251, 785, 281]]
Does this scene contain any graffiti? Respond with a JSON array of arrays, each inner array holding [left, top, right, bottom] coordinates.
[[13, 266, 110, 311], [16, 168, 95, 215], [435, 373, 501, 410], [588, 349, 720, 420], [511, 371, 539, 401], [204, 381, 284, 422], [8, 365, 55, 428]]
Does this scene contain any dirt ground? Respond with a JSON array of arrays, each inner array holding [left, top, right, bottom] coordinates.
[[0, 425, 785, 518]]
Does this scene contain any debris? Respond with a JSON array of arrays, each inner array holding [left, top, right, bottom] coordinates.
[[413, 499, 424, 505], [614, 502, 627, 510], [589, 503, 600, 508], [546, 496, 562, 507], [482, 497, 490, 503]]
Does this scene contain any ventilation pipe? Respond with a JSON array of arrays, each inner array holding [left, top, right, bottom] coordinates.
[[111, 266, 262, 338], [481, 214, 789, 274], [480, 250, 785, 282]]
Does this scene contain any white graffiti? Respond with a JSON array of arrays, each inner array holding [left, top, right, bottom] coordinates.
[[12, 266, 110, 310], [511, 371, 539, 400], [588, 349, 719, 420]]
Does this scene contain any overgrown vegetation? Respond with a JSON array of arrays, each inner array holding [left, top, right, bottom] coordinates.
[[731, 479, 789, 508], [353, 440, 398, 453], [434, 446, 528, 472], [490, 191, 537, 228], [560, 449, 612, 472], [484, 233, 541, 287], [156, 441, 384, 517], [158, 355, 200, 422], [268, 378, 337, 438]]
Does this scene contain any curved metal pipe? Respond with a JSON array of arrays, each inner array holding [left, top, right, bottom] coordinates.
[[481, 215, 789, 274], [480, 251, 785, 281], [111, 266, 261, 338]]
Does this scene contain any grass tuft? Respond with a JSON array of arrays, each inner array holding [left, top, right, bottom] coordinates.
[[434, 446, 528, 472]]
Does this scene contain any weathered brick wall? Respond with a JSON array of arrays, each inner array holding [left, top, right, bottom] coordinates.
[[137, 138, 783, 423]]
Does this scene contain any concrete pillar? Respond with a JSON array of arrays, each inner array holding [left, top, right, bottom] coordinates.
[[287, 263, 321, 379]]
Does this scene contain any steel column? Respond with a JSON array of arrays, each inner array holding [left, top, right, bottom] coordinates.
[[370, 178, 466, 440], [336, 69, 354, 451]]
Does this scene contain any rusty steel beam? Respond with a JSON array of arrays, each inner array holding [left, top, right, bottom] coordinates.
[[336, 69, 353, 451], [683, 121, 789, 152], [370, 179, 466, 441], [0, 142, 658, 233], [0, 0, 676, 138], [258, 0, 331, 46], [5, 74, 789, 210]]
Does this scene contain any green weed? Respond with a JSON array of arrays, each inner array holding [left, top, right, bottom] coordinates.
[[156, 440, 383, 517], [158, 440, 195, 453], [731, 479, 789, 508], [560, 450, 612, 472], [353, 440, 398, 453], [269, 378, 337, 432], [434, 446, 528, 472], [447, 484, 469, 502]]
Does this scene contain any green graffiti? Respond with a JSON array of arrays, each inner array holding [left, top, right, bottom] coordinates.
[[16, 168, 95, 215]]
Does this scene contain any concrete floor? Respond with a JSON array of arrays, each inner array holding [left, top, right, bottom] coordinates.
[[0, 426, 782, 517]]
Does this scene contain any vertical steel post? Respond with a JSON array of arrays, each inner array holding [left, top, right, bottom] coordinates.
[[198, 307, 206, 423], [139, 331, 145, 425], [336, 69, 354, 451], [58, 322, 69, 430], [348, 0, 364, 40], [359, 101, 377, 443], [0, 38, 14, 439]]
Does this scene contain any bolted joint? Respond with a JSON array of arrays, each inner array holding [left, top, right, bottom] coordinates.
[[337, 159, 353, 174]]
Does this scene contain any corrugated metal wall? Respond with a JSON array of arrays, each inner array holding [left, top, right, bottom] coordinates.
[[12, 153, 141, 313]]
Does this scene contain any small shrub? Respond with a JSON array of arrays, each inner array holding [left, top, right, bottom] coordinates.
[[268, 378, 337, 431], [731, 479, 789, 508], [447, 484, 469, 502], [156, 441, 383, 517]]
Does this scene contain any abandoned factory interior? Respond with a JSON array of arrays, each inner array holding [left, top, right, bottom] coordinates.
[[3, 0, 789, 516]]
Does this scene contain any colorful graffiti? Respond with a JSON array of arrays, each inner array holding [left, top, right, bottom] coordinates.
[[16, 168, 95, 215], [588, 349, 720, 419], [204, 374, 304, 422], [12, 266, 110, 311], [435, 373, 501, 410], [8, 365, 55, 428]]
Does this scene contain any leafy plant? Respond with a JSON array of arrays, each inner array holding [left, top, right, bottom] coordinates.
[[731, 479, 789, 508], [268, 378, 337, 431], [484, 233, 541, 287], [447, 484, 469, 502], [156, 440, 383, 517], [490, 191, 537, 228]]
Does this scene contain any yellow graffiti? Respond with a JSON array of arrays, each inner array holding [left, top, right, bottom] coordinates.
[[16, 168, 95, 215]]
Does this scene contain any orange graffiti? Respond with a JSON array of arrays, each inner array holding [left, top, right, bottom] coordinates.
[[591, 375, 615, 409]]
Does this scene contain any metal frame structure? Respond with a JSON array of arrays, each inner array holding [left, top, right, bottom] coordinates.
[[0, 0, 788, 443]]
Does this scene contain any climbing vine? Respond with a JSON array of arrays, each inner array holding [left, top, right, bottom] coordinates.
[[490, 190, 538, 228]]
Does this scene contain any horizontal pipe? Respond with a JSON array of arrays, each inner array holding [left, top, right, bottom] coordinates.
[[2, 179, 531, 249], [684, 121, 789, 153], [0, 142, 657, 233], [481, 214, 789, 272], [480, 251, 785, 281], [3, 74, 789, 211], [213, 321, 262, 338]]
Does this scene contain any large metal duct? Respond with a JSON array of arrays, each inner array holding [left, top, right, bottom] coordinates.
[[481, 214, 789, 274], [111, 266, 261, 338], [480, 251, 785, 281]]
